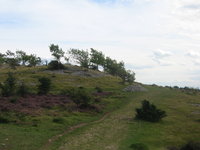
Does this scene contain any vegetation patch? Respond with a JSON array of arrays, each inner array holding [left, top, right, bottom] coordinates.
[[52, 117, 65, 124], [0, 116, 10, 124], [130, 143, 149, 150], [0, 95, 71, 115], [180, 141, 200, 150], [135, 100, 167, 122], [37, 77, 51, 95], [48, 60, 65, 70]]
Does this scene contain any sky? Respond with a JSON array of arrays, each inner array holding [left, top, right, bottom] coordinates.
[[1, 0, 200, 87]]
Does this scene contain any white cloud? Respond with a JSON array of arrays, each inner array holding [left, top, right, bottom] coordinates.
[[1, 0, 200, 87], [186, 51, 200, 58]]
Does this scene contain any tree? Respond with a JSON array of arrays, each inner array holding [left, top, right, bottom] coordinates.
[[90, 48, 105, 70], [0, 53, 6, 66], [16, 50, 29, 66], [103, 57, 117, 75], [5, 50, 20, 69], [119, 70, 135, 84], [6, 50, 15, 57], [49, 44, 64, 63], [126, 70, 135, 84], [27, 54, 41, 67], [68, 49, 90, 68]]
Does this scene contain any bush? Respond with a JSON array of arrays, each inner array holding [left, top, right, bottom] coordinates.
[[130, 143, 149, 150], [9, 96, 18, 103], [17, 82, 29, 97], [52, 117, 65, 124], [69, 87, 93, 108], [135, 100, 166, 122], [0, 72, 16, 97], [37, 77, 51, 95], [0, 116, 9, 124], [48, 60, 65, 70], [180, 141, 200, 150], [95, 87, 103, 93]]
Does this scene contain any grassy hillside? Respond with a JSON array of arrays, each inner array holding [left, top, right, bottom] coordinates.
[[0, 66, 199, 150], [50, 85, 200, 150], [0, 65, 127, 150]]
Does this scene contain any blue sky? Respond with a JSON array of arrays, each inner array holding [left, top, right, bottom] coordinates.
[[1, 0, 200, 87]]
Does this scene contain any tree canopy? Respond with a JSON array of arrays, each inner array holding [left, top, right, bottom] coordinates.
[[49, 44, 64, 62]]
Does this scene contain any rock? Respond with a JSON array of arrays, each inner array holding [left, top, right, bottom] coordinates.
[[123, 84, 147, 92]]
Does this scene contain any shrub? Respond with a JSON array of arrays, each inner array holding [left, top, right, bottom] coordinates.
[[135, 100, 166, 122], [95, 86, 103, 93], [130, 143, 149, 150], [180, 141, 200, 150], [0, 72, 16, 97], [37, 77, 51, 95], [17, 81, 29, 97], [48, 60, 65, 70], [52, 117, 65, 124], [0, 116, 9, 124], [69, 87, 93, 108], [9, 96, 18, 103]]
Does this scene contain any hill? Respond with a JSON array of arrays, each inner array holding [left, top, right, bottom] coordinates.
[[0, 66, 199, 150]]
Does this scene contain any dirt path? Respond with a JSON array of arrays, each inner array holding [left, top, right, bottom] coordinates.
[[57, 96, 137, 150], [40, 112, 110, 150]]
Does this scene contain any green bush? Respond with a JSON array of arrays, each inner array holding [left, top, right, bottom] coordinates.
[[0, 116, 10, 124], [135, 100, 166, 122], [37, 77, 51, 95], [95, 86, 103, 93], [0, 72, 16, 97], [180, 141, 200, 150], [69, 87, 93, 108], [17, 82, 29, 97], [130, 143, 149, 150], [9, 96, 18, 103], [52, 117, 65, 124], [48, 60, 65, 70]]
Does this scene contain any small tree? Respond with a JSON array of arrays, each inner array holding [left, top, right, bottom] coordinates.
[[49, 44, 64, 63], [90, 48, 105, 70], [37, 77, 51, 95], [125, 70, 135, 84], [4, 50, 20, 69], [68, 49, 90, 68], [16, 50, 29, 66], [27, 54, 41, 67], [0, 53, 6, 66], [135, 100, 166, 122]]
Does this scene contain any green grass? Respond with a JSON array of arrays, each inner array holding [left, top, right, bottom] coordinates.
[[0, 66, 199, 150], [120, 86, 200, 150], [0, 66, 127, 150], [51, 86, 200, 150]]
